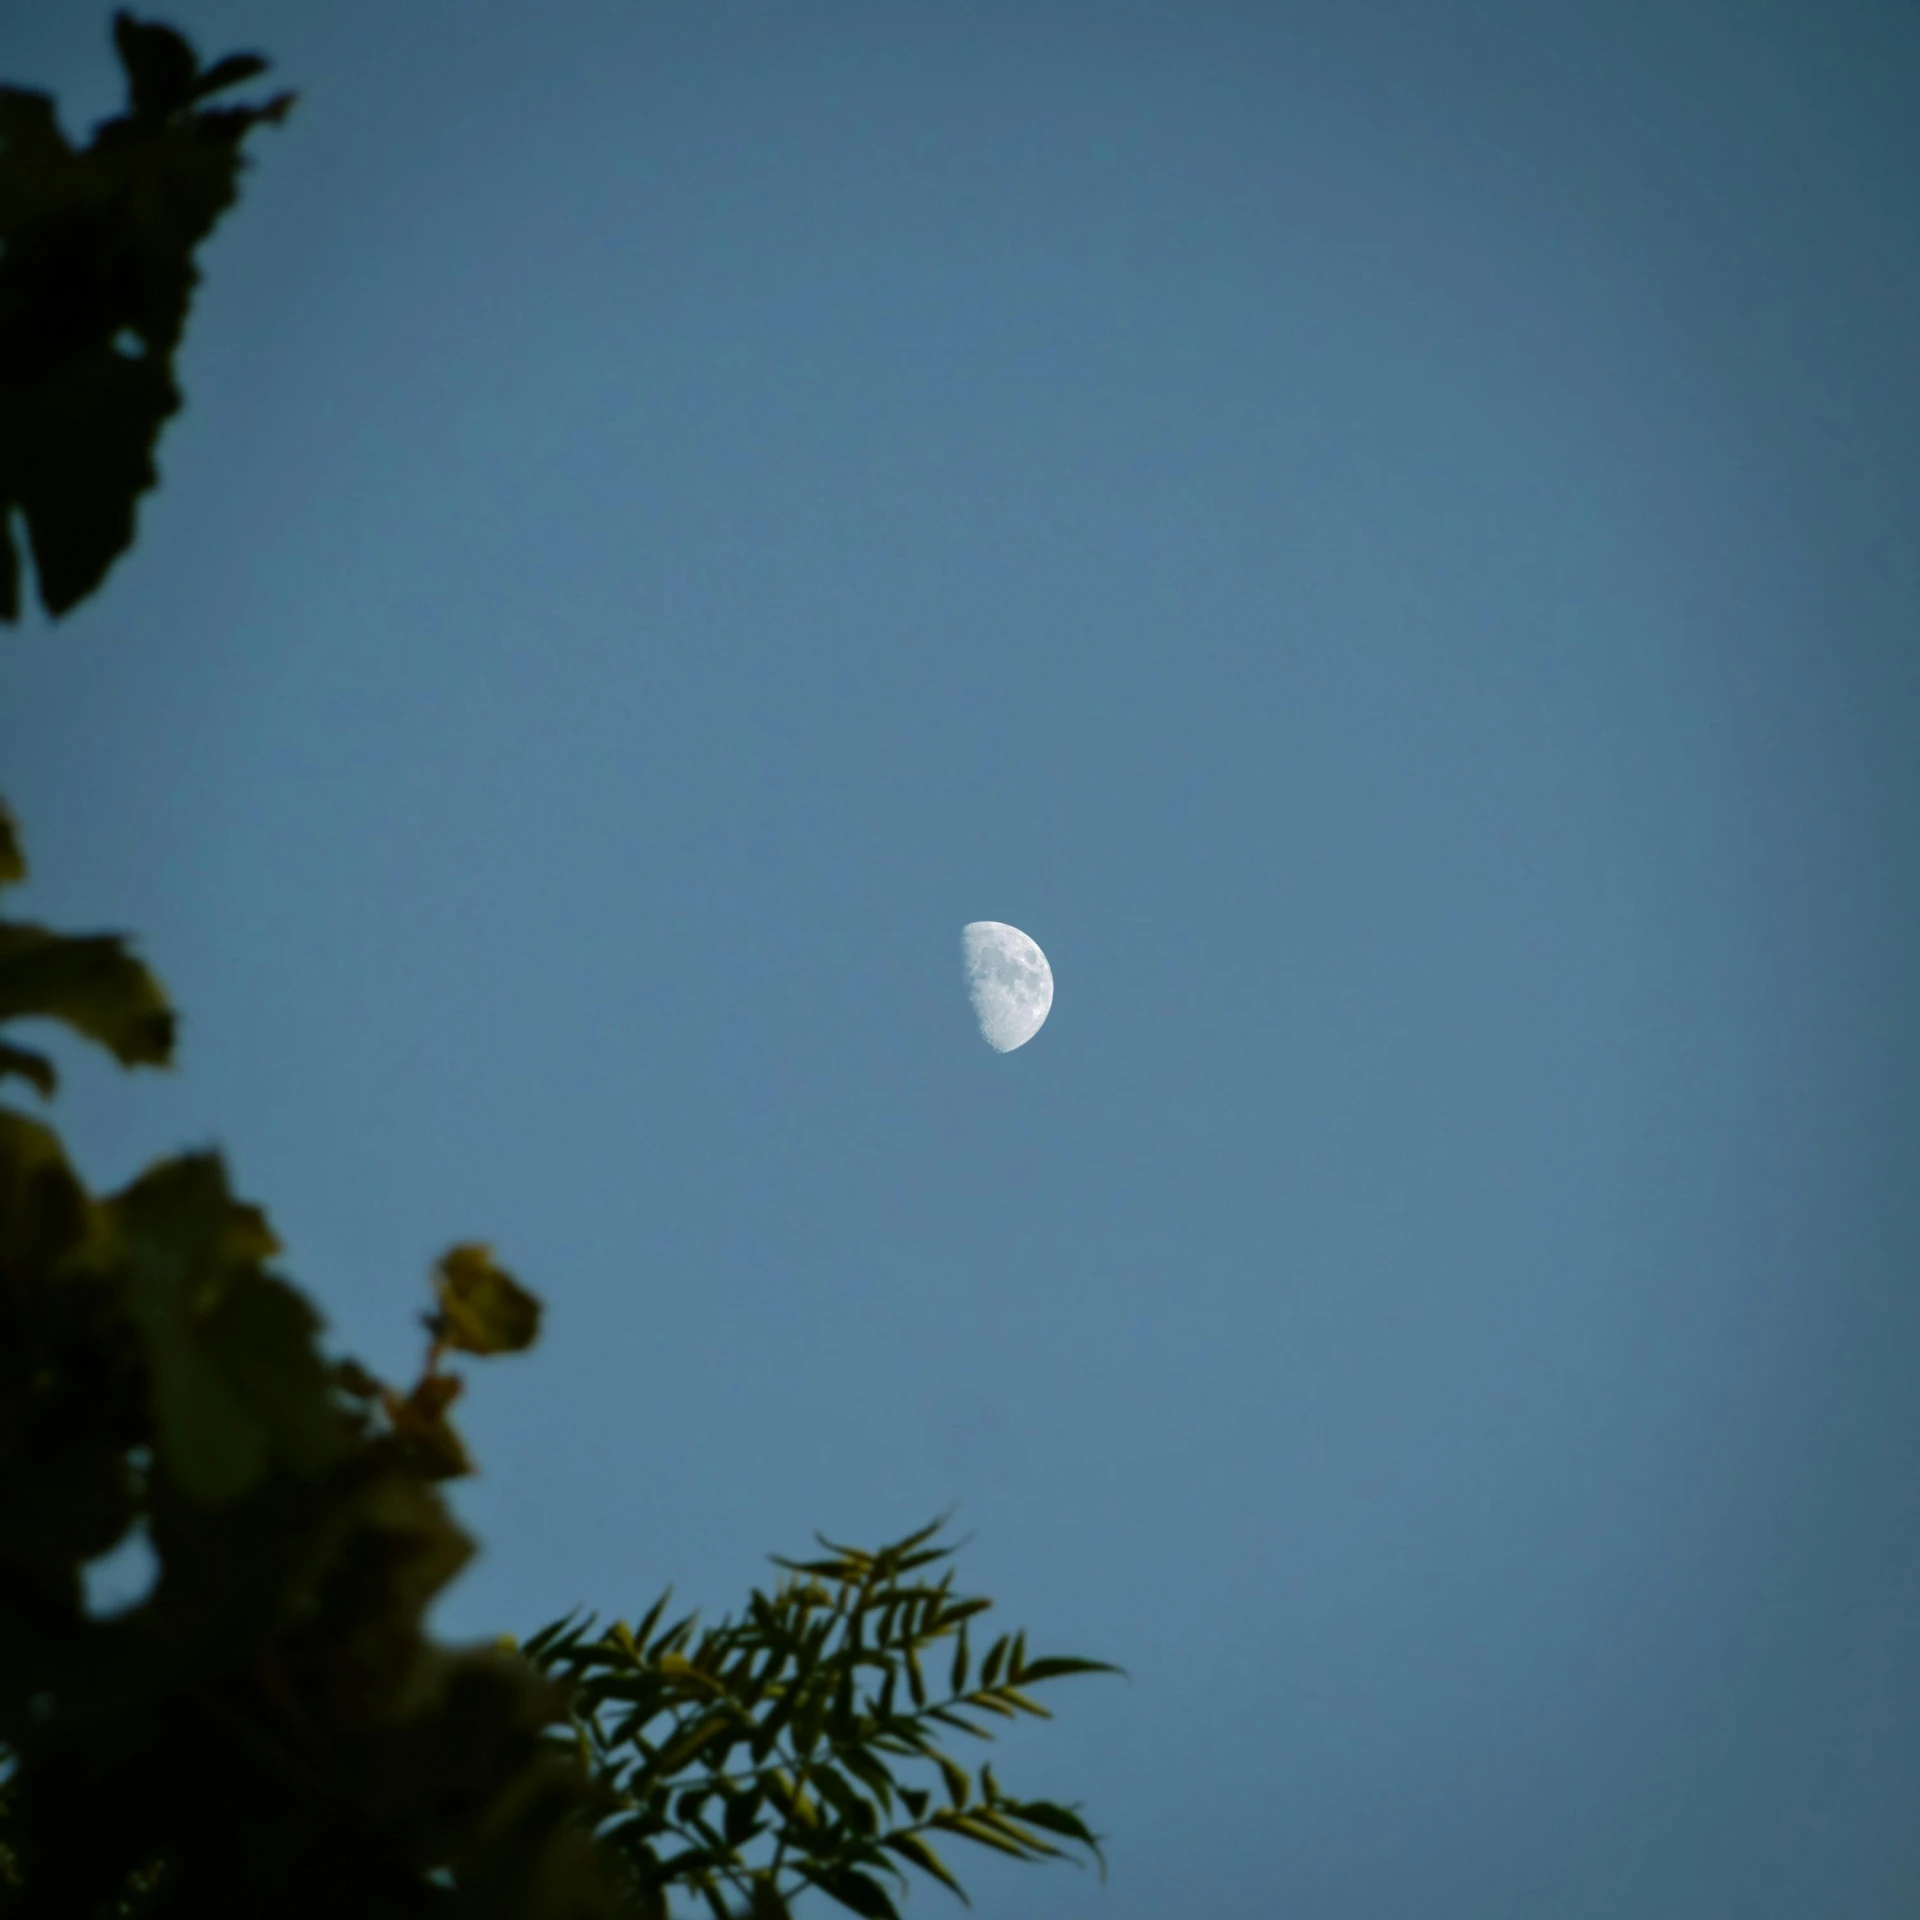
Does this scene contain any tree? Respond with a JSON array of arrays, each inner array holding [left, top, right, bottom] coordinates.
[[522, 1522, 1112, 1920], [0, 17, 1113, 1918]]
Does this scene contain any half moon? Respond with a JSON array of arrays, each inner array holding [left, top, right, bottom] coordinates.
[[962, 922, 1054, 1052]]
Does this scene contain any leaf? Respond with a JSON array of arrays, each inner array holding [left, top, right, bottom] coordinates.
[[630, 1590, 673, 1656], [828, 1662, 857, 1741], [111, 1153, 342, 1501], [0, 924, 175, 1068], [890, 1547, 952, 1578], [331, 1355, 383, 1400], [805, 1866, 900, 1920], [656, 1651, 724, 1696], [1000, 1798, 1104, 1861], [191, 52, 270, 101], [521, 1610, 589, 1662], [114, 13, 201, 118], [949, 1623, 969, 1696], [881, 1831, 968, 1903], [924, 1705, 992, 1737], [430, 1242, 542, 1354], [0, 1105, 93, 1282], [0, 803, 23, 887], [761, 1768, 817, 1831], [809, 1761, 877, 1837], [838, 1744, 895, 1817], [723, 1787, 763, 1848], [977, 1637, 1007, 1690], [0, 1039, 55, 1097], [653, 1709, 733, 1775], [653, 1609, 700, 1658], [968, 1808, 1067, 1861], [1008, 1656, 1123, 1685], [935, 1752, 970, 1812], [928, 1814, 1033, 1863]]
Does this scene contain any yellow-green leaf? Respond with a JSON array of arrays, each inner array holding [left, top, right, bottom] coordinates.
[[880, 1832, 966, 1901], [935, 1751, 970, 1811], [929, 1813, 1031, 1861], [431, 1241, 542, 1354]]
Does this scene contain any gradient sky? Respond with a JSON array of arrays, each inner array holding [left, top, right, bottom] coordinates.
[[5, 3, 1920, 1914]]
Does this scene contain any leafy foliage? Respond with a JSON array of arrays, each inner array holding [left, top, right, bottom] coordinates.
[[0, 12, 292, 622], [0, 809, 625, 1918], [525, 1520, 1119, 1920], [0, 18, 1116, 1920]]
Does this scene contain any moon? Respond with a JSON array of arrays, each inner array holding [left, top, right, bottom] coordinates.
[[962, 921, 1054, 1052]]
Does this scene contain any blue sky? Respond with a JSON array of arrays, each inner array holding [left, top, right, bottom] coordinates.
[[5, 2, 1920, 1913]]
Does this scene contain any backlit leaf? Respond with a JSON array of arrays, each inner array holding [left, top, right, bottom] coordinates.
[[935, 1752, 970, 1811], [881, 1831, 968, 1902], [928, 1814, 1032, 1862], [430, 1242, 541, 1354]]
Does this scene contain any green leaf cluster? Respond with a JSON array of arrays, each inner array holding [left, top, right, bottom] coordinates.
[[0, 805, 625, 1919], [525, 1519, 1120, 1920], [0, 12, 293, 621]]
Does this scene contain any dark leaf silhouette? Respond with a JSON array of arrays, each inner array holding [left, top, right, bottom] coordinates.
[[0, 922, 175, 1068], [0, 11, 292, 621], [527, 1518, 1117, 1919]]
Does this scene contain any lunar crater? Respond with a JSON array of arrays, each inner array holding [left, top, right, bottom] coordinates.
[[962, 921, 1053, 1052]]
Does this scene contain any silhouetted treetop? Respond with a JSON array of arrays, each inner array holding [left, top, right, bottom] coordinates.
[[0, 12, 292, 622]]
